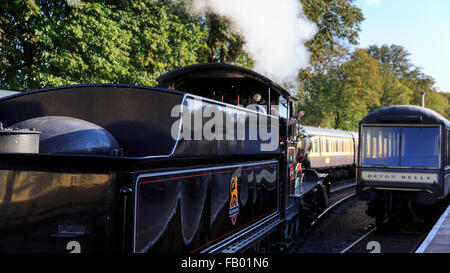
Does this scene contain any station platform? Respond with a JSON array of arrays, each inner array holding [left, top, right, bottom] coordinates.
[[416, 204, 450, 253]]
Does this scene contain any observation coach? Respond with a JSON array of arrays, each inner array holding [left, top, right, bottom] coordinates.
[[0, 63, 329, 253], [356, 105, 450, 224]]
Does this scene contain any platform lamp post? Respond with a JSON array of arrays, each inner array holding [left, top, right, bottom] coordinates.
[[421, 91, 425, 107]]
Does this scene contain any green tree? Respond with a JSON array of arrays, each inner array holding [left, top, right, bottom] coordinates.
[[196, 13, 251, 66], [379, 78, 412, 106], [367, 44, 413, 79], [366, 45, 414, 106], [1, 0, 47, 90], [300, 49, 382, 131], [0, 0, 207, 91], [116, 0, 207, 85], [328, 49, 382, 130], [34, 2, 134, 87], [367, 44, 448, 117], [297, 0, 365, 129], [426, 90, 448, 118], [301, 0, 365, 71], [442, 92, 450, 119]]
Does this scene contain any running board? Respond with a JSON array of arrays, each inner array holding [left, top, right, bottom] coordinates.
[[201, 211, 282, 253]]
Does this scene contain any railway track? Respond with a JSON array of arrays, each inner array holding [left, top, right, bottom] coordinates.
[[340, 201, 450, 253], [290, 178, 439, 253], [287, 179, 435, 254], [310, 181, 356, 228], [294, 192, 428, 253], [340, 219, 430, 253], [339, 197, 450, 253], [288, 180, 373, 253]]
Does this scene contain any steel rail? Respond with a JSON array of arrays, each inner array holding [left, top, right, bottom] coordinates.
[[339, 226, 378, 253]]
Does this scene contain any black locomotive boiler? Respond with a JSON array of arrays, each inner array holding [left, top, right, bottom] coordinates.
[[356, 105, 450, 224], [0, 63, 330, 253]]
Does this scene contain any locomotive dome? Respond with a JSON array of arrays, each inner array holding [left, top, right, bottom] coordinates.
[[360, 105, 450, 127]]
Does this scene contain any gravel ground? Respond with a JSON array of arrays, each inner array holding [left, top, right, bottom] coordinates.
[[293, 197, 375, 253], [348, 228, 426, 253]]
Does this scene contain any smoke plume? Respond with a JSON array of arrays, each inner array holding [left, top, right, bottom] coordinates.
[[192, 0, 317, 91]]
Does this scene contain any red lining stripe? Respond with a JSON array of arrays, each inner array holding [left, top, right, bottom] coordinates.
[[138, 164, 275, 185], [135, 163, 277, 252]]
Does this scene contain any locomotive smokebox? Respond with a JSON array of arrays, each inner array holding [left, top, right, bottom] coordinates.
[[0, 123, 40, 153], [11, 116, 120, 156]]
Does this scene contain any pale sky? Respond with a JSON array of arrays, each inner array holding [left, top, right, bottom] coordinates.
[[354, 0, 450, 92]]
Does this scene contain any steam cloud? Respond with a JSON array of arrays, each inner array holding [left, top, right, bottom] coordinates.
[[192, 0, 318, 91]]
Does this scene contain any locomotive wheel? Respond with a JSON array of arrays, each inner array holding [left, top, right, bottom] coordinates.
[[285, 214, 304, 242], [285, 202, 307, 243], [293, 214, 306, 241], [316, 184, 329, 212], [280, 215, 305, 253]]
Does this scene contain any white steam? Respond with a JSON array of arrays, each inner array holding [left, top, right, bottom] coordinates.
[[193, 0, 317, 90]]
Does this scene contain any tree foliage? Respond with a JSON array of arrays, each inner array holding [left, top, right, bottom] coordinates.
[[301, 0, 365, 70], [298, 3, 448, 129], [300, 49, 382, 131], [1, 0, 448, 126], [1, 0, 207, 90], [367, 44, 448, 118]]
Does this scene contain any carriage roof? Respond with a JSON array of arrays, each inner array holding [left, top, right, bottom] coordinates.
[[360, 105, 450, 127], [301, 125, 356, 138]]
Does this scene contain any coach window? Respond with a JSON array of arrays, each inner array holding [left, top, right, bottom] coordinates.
[[447, 129, 450, 166], [400, 127, 440, 168], [314, 139, 320, 153], [371, 136, 377, 158]]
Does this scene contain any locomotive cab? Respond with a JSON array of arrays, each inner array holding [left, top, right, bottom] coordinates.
[[157, 63, 306, 156]]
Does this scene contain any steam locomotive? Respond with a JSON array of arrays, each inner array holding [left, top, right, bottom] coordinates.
[[0, 63, 356, 253]]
